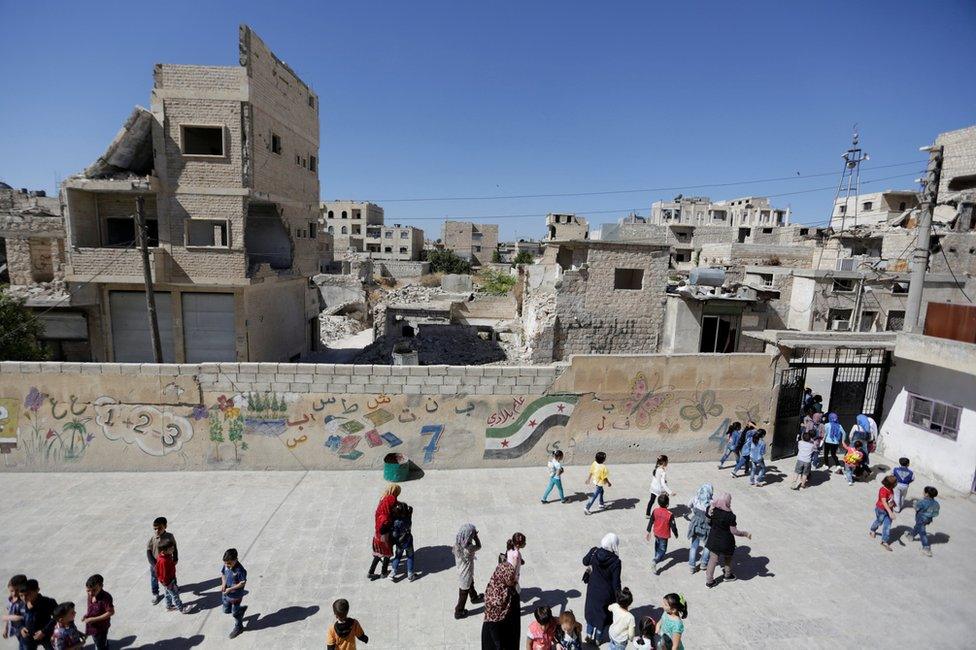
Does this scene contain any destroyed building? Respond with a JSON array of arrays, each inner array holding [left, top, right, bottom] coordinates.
[[61, 25, 331, 363], [522, 240, 669, 362], [0, 187, 95, 360], [545, 213, 589, 240], [650, 195, 790, 228], [830, 190, 919, 229], [441, 220, 499, 266]]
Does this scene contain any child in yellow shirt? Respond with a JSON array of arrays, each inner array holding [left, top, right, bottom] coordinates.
[[584, 451, 612, 514]]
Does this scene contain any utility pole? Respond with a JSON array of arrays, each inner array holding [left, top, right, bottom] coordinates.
[[904, 145, 944, 333], [135, 195, 163, 362]]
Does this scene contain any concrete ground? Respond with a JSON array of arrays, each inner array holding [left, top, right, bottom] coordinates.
[[1, 457, 974, 649]]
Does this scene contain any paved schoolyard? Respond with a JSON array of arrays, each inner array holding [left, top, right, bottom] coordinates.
[[1, 457, 973, 649]]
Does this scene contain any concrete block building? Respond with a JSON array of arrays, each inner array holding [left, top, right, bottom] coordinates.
[[830, 190, 919, 230], [61, 25, 330, 363], [544, 213, 589, 241], [321, 200, 384, 253], [364, 223, 425, 261], [650, 195, 789, 229], [441, 220, 499, 265]]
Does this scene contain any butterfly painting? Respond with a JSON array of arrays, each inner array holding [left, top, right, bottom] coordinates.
[[625, 372, 673, 430], [679, 389, 723, 431], [735, 404, 763, 426], [658, 419, 679, 435]]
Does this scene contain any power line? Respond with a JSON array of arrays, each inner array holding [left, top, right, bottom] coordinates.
[[365, 158, 945, 203], [386, 171, 920, 222], [939, 245, 974, 303]]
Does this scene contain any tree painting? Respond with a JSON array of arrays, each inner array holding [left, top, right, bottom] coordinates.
[[207, 395, 247, 462]]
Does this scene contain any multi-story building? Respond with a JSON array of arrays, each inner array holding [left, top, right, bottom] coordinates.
[[321, 200, 384, 253], [441, 220, 499, 265], [544, 213, 589, 240], [830, 190, 919, 229], [364, 223, 424, 261], [496, 239, 542, 263], [61, 25, 331, 363], [650, 195, 789, 229]]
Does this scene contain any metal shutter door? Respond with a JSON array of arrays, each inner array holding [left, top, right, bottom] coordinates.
[[109, 291, 175, 362], [182, 292, 236, 362]]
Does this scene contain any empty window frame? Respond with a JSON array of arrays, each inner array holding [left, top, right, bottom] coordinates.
[[399, 247, 407, 254], [385, 231, 393, 238], [327, 210, 334, 219], [271, 133, 282, 155], [832, 278, 856, 292], [309, 155, 318, 173], [905, 394, 960, 440], [308, 95, 315, 108], [400, 231, 409, 238], [827, 308, 853, 330], [891, 281, 909, 294], [384, 246, 393, 253], [762, 227, 773, 234], [308, 222, 317, 239], [105, 217, 158, 248], [886, 310, 905, 331], [181, 125, 225, 156], [863, 201, 873, 211], [473, 245, 482, 252], [699, 314, 739, 353], [351, 225, 361, 235], [613, 268, 644, 290], [186, 219, 229, 248]]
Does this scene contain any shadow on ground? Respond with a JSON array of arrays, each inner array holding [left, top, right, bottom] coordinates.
[[732, 546, 774, 580], [519, 586, 582, 615], [413, 544, 455, 578], [243, 604, 320, 631]]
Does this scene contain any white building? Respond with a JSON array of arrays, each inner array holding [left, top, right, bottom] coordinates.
[[650, 196, 789, 228], [879, 333, 976, 493], [830, 190, 919, 230]]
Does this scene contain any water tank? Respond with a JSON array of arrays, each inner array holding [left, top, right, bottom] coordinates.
[[689, 268, 726, 287]]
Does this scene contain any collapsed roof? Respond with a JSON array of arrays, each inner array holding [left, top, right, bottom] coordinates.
[[81, 107, 154, 179]]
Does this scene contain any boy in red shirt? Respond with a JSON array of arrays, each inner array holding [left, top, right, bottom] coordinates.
[[869, 475, 897, 551], [645, 494, 679, 575], [156, 541, 191, 613]]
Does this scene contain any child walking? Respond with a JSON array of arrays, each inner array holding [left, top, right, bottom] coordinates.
[[822, 413, 845, 468], [840, 441, 865, 485], [556, 611, 583, 650], [542, 450, 566, 503], [791, 431, 816, 490], [2, 574, 27, 644], [607, 588, 636, 650], [646, 455, 676, 518], [646, 494, 679, 575], [892, 457, 915, 512], [452, 524, 484, 619], [81, 574, 114, 650], [50, 602, 84, 650], [717, 422, 742, 469], [584, 452, 612, 514], [526, 605, 558, 650], [869, 475, 898, 551], [388, 502, 416, 582], [505, 532, 527, 592], [912, 486, 941, 557], [686, 483, 713, 574], [730, 428, 753, 478], [748, 430, 767, 487], [326, 598, 368, 650], [655, 593, 688, 650], [221, 548, 248, 638], [147, 516, 177, 605], [156, 540, 191, 613]]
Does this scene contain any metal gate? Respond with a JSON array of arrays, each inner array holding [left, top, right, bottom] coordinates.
[[772, 347, 890, 460], [772, 367, 806, 459]]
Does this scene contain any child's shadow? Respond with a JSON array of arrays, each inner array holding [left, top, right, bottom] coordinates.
[[519, 586, 582, 615], [670, 504, 691, 519], [889, 526, 951, 547], [656, 547, 689, 575], [732, 546, 774, 580], [760, 465, 787, 485], [562, 491, 590, 504], [243, 605, 320, 631], [412, 545, 455, 579], [181, 577, 223, 611], [603, 497, 640, 512]]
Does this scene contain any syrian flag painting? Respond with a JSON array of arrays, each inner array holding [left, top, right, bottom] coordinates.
[[483, 395, 578, 459]]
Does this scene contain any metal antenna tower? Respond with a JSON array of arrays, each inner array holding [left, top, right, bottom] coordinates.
[[836, 126, 870, 232]]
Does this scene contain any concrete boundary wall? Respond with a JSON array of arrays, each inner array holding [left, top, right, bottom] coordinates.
[[0, 354, 777, 473]]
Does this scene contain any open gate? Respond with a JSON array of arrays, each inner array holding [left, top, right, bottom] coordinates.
[[772, 347, 890, 460]]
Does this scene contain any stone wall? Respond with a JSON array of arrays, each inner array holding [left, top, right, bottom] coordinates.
[[375, 260, 429, 278], [0, 353, 777, 472]]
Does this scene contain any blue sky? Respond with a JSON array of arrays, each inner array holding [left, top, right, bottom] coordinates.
[[1, 1, 974, 240]]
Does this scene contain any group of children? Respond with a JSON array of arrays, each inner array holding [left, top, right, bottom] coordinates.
[[869, 459, 941, 556], [3, 574, 111, 650], [525, 592, 688, 650], [717, 421, 769, 486]]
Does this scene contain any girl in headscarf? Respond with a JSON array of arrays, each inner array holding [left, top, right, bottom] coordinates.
[[822, 413, 845, 469], [851, 413, 877, 469], [453, 523, 484, 619], [703, 492, 752, 588], [368, 484, 400, 580], [481, 561, 520, 650], [581, 533, 622, 645], [686, 483, 713, 573]]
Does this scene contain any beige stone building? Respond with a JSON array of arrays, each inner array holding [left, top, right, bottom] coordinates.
[[544, 213, 589, 240], [364, 223, 424, 261], [321, 200, 384, 253], [830, 190, 919, 229], [651, 195, 789, 228], [441, 220, 499, 265], [61, 25, 331, 363]]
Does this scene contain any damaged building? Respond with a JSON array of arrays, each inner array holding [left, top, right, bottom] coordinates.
[[61, 25, 331, 362]]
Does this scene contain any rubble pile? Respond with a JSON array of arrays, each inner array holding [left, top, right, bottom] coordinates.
[[352, 325, 509, 366], [319, 315, 366, 345]]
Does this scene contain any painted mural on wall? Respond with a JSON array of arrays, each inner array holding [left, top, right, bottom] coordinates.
[[0, 359, 775, 471]]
